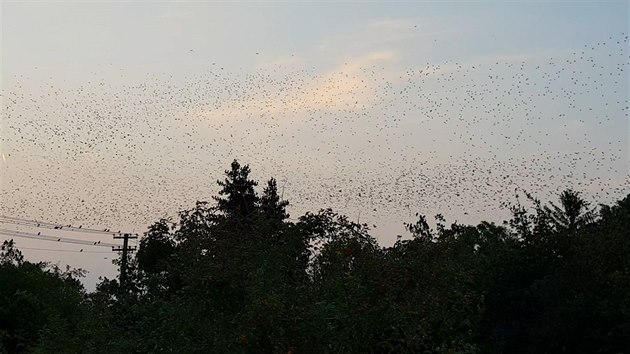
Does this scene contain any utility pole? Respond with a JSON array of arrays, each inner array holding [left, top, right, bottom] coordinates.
[[112, 232, 138, 287]]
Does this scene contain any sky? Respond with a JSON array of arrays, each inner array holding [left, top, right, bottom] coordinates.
[[1, 0, 628, 290]]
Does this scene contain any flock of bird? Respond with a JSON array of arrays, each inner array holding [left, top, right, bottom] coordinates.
[[1, 34, 628, 247]]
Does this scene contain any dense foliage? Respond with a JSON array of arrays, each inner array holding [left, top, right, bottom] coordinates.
[[2, 160, 629, 353]]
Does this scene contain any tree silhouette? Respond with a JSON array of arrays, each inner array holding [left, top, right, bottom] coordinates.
[[260, 177, 289, 223], [546, 189, 595, 232], [3, 160, 629, 353], [137, 219, 175, 276], [213, 159, 259, 218], [1, 239, 24, 266]]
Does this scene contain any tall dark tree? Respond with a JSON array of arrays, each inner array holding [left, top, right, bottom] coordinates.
[[260, 177, 289, 222], [545, 189, 595, 232], [137, 219, 175, 276], [136, 219, 178, 297], [213, 159, 259, 218]]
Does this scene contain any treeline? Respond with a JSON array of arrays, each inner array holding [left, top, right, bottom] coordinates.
[[1, 160, 629, 353]]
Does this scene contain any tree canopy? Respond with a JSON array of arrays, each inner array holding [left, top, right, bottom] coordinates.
[[2, 161, 629, 353]]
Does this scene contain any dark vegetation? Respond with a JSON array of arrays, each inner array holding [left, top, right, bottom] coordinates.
[[1, 160, 629, 353]]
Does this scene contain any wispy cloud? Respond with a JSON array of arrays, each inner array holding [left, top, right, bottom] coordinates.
[[179, 50, 399, 127]]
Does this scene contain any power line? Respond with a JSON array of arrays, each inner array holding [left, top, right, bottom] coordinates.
[[13, 246, 111, 254], [0, 215, 127, 235], [0, 218, 114, 234], [0, 228, 119, 248], [0, 216, 116, 235]]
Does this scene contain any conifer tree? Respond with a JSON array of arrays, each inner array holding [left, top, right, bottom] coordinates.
[[260, 177, 289, 222], [213, 159, 259, 218]]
